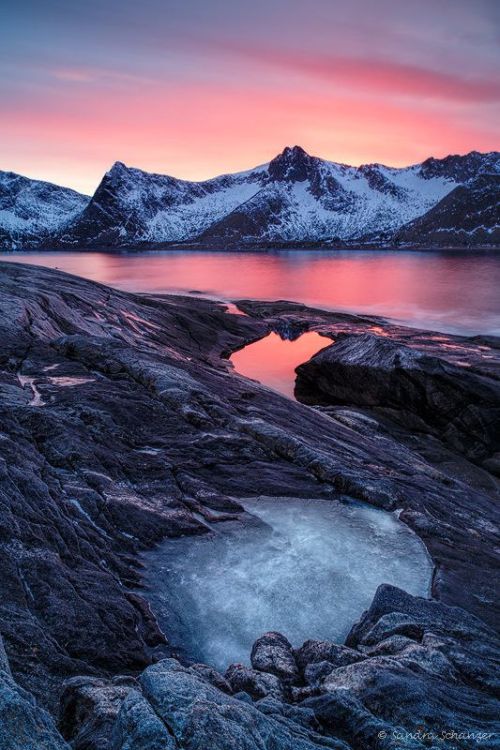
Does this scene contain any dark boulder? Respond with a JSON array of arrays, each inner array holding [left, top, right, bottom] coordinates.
[[296, 332, 500, 464], [251, 632, 300, 684], [225, 664, 284, 700], [111, 689, 176, 749], [59, 676, 135, 750], [187, 663, 232, 694], [295, 640, 363, 672], [137, 659, 348, 749]]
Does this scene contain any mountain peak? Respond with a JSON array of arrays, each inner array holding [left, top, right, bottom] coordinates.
[[107, 161, 130, 177], [268, 145, 317, 182], [284, 145, 309, 157]]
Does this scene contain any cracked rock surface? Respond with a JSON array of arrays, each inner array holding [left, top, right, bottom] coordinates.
[[0, 263, 498, 748], [59, 586, 500, 750]]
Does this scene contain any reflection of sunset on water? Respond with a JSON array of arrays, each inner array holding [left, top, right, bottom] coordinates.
[[2, 250, 500, 336], [231, 331, 329, 398]]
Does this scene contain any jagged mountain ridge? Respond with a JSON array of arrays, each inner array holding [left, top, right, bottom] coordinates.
[[199, 147, 498, 245], [57, 159, 268, 247], [0, 171, 88, 249], [1, 147, 499, 249], [395, 173, 500, 247]]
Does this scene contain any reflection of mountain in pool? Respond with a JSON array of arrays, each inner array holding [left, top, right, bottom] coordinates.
[[143, 497, 432, 671], [230, 331, 329, 398]]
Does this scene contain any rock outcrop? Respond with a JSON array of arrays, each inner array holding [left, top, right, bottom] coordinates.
[[0, 635, 69, 750], [0, 263, 498, 747], [58, 586, 500, 750], [251, 632, 300, 684], [295, 332, 500, 465]]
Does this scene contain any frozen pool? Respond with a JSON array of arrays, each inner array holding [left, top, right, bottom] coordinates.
[[143, 497, 432, 671]]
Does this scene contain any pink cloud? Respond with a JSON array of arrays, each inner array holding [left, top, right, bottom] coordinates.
[[1, 76, 498, 194], [210, 42, 500, 103]]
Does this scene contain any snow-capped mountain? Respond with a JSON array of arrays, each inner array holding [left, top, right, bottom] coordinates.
[[395, 174, 500, 247], [200, 147, 468, 244], [57, 160, 268, 247], [1, 147, 499, 249], [199, 147, 499, 246], [0, 171, 88, 249]]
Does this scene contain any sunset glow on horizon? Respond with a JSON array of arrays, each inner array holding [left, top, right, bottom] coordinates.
[[1, 0, 499, 194]]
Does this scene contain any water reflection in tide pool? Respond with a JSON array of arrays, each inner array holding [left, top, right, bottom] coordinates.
[[143, 497, 432, 672], [230, 331, 329, 398], [2, 249, 500, 335]]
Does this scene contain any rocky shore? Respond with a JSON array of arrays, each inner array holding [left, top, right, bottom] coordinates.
[[0, 262, 498, 749]]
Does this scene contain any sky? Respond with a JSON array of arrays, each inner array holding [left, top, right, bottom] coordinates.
[[1, 0, 499, 194]]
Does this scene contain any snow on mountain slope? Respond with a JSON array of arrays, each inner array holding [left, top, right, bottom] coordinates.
[[200, 147, 464, 243], [0, 171, 88, 249], [2, 147, 499, 249], [59, 145, 474, 247], [58, 161, 268, 246], [395, 174, 500, 247]]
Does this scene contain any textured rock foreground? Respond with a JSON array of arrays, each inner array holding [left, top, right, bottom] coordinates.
[[0, 263, 498, 747], [295, 331, 500, 465], [58, 585, 500, 750]]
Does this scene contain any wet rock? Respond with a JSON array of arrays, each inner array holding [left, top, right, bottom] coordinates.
[[225, 664, 284, 700], [302, 585, 500, 748], [295, 640, 363, 672], [305, 690, 421, 750], [233, 691, 254, 704], [296, 332, 500, 464], [251, 632, 300, 684], [0, 262, 499, 744], [0, 673, 70, 750], [81, 576, 500, 750], [188, 663, 232, 694], [137, 659, 348, 749], [254, 696, 320, 732], [111, 690, 176, 750], [59, 676, 134, 750], [0, 635, 68, 750], [303, 662, 337, 687], [39, 581, 500, 749]]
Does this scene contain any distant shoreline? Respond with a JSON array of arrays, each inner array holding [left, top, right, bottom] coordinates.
[[2, 243, 500, 254]]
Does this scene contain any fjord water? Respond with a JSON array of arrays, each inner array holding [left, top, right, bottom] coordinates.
[[2, 249, 500, 336], [143, 497, 432, 671]]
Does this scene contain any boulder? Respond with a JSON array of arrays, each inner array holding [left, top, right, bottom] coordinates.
[[225, 664, 284, 700], [59, 676, 135, 750], [111, 689, 176, 750], [295, 640, 363, 672], [296, 333, 500, 463], [250, 632, 300, 683], [137, 659, 348, 749], [302, 585, 500, 748], [187, 663, 232, 694]]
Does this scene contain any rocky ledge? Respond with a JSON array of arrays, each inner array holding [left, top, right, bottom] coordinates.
[[56, 584, 499, 750], [0, 263, 498, 748]]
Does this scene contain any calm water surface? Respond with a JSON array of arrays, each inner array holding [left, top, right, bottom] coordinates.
[[2, 249, 499, 336], [231, 331, 329, 398]]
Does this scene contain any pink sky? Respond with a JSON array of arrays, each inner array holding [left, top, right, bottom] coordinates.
[[1, 0, 499, 194]]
